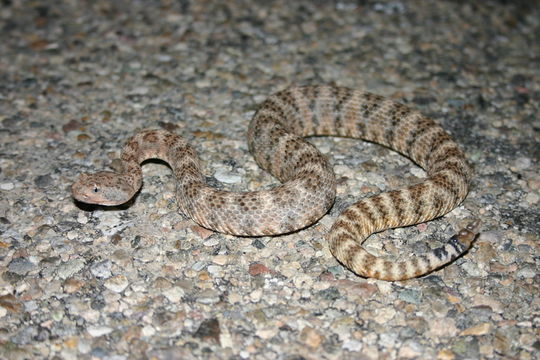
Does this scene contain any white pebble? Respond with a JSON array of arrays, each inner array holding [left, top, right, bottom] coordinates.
[[212, 254, 228, 265], [512, 157, 531, 171], [77, 339, 92, 354], [104, 275, 129, 293], [0, 182, 14, 190], [203, 238, 219, 247], [87, 326, 113, 337], [77, 213, 88, 224], [410, 167, 425, 178], [279, 261, 301, 278], [343, 339, 362, 351], [155, 54, 172, 62], [228, 292, 242, 304], [317, 143, 331, 154], [81, 309, 100, 323], [163, 287, 184, 302], [142, 325, 156, 337], [524, 192, 539, 205], [253, 95, 267, 103], [195, 79, 211, 88], [250, 288, 263, 302], [214, 169, 242, 184], [24, 300, 38, 312], [256, 327, 278, 339], [207, 265, 222, 275], [293, 274, 313, 289], [398, 342, 423, 358], [374, 307, 396, 324], [191, 261, 206, 271]]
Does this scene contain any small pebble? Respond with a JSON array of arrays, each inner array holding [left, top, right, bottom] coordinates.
[[398, 342, 423, 358], [207, 265, 222, 275], [34, 175, 52, 188], [511, 157, 531, 171], [8, 257, 36, 275], [0, 294, 23, 313], [256, 327, 278, 340], [214, 170, 242, 184], [142, 325, 156, 337], [249, 289, 263, 302], [0, 182, 14, 190], [104, 275, 129, 293], [342, 339, 362, 352], [76, 213, 88, 224], [63, 278, 85, 293], [197, 290, 220, 304], [90, 260, 112, 279], [249, 263, 270, 276], [428, 318, 458, 337], [212, 254, 228, 265], [516, 264, 536, 278], [162, 287, 184, 303], [203, 237, 219, 247], [398, 289, 422, 304], [191, 261, 206, 271], [300, 327, 323, 348], [87, 326, 113, 337], [524, 191, 539, 205], [460, 323, 491, 336]]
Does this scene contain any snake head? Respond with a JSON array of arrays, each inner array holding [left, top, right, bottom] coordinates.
[[71, 172, 136, 206]]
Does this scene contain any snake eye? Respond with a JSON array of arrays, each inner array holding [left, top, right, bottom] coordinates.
[[93, 185, 100, 193]]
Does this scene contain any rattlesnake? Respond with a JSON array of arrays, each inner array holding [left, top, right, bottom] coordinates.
[[72, 85, 480, 281]]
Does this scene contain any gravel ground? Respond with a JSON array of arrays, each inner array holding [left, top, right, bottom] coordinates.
[[0, 1, 538, 359]]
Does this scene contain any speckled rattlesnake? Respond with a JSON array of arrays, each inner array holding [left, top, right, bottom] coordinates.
[[72, 85, 480, 281]]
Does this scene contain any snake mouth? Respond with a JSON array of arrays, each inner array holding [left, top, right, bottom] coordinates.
[[71, 190, 124, 206]]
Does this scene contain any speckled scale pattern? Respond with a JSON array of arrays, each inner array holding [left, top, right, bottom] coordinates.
[[72, 85, 479, 281]]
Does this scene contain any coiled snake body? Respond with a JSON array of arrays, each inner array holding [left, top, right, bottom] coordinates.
[[72, 86, 479, 281]]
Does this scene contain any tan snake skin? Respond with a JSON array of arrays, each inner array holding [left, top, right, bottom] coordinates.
[[72, 85, 480, 281]]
